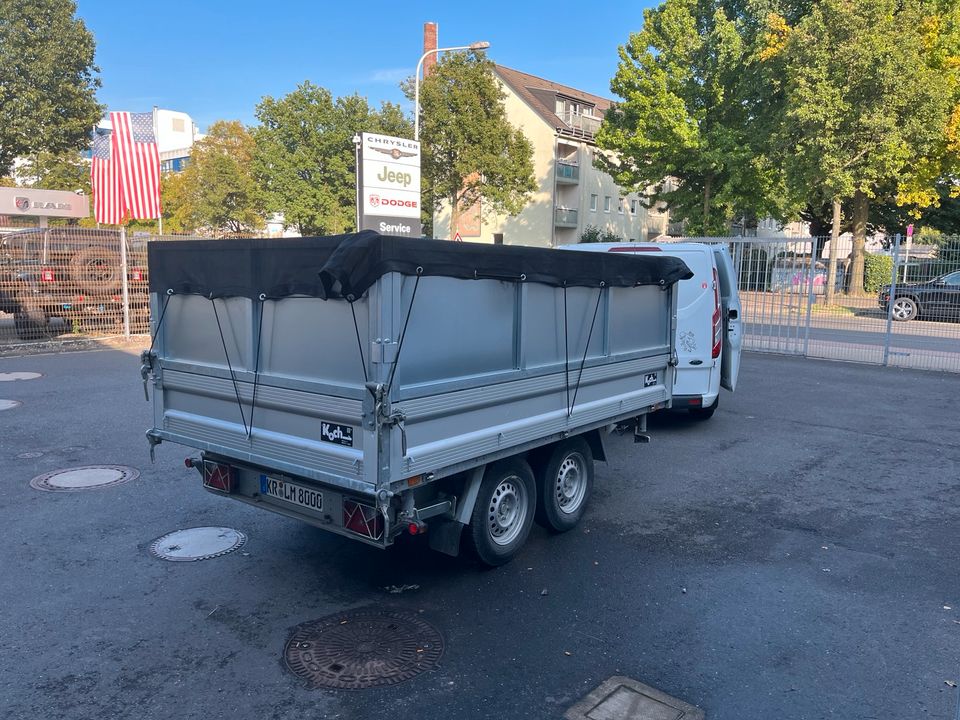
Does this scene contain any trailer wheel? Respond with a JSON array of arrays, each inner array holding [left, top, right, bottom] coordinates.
[[466, 458, 536, 567], [535, 437, 594, 533]]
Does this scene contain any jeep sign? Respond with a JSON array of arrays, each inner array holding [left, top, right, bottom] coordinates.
[[357, 132, 422, 237], [0, 187, 90, 219]]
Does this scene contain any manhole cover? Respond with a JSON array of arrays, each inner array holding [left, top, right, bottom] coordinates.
[[0, 372, 42, 381], [149, 527, 247, 562], [285, 608, 444, 689], [0, 399, 22, 411], [565, 676, 705, 720], [30, 465, 139, 492]]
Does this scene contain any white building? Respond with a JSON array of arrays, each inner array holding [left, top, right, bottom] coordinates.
[[96, 108, 202, 173], [433, 65, 669, 247]]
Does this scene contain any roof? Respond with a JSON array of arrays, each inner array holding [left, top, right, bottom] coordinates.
[[494, 65, 613, 140]]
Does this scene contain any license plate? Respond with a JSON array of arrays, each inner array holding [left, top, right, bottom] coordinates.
[[259, 475, 323, 512]]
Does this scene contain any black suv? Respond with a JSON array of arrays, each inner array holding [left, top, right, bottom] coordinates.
[[0, 228, 149, 340], [879, 270, 960, 322]]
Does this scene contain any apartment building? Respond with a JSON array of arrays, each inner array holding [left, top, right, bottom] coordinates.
[[434, 65, 668, 246]]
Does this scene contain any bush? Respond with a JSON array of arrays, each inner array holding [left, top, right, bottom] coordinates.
[[863, 253, 894, 293], [579, 225, 624, 243]]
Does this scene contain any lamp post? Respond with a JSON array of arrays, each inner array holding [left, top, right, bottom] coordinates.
[[414, 40, 490, 141]]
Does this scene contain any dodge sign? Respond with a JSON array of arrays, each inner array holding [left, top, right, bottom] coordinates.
[[357, 133, 422, 237]]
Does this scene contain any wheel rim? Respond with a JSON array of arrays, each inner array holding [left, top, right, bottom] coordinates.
[[554, 452, 588, 515], [892, 299, 914, 320], [487, 476, 528, 546]]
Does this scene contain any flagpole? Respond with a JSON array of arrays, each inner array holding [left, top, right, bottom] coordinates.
[[153, 106, 163, 236]]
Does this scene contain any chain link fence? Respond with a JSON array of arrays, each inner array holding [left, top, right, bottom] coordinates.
[[3, 227, 959, 374]]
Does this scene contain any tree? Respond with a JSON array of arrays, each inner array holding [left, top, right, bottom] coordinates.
[[767, 0, 960, 294], [161, 121, 265, 235], [14, 151, 90, 194], [596, 0, 788, 236], [253, 83, 410, 236], [411, 52, 536, 235], [0, 0, 103, 176]]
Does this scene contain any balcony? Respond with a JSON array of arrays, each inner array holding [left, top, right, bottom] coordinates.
[[555, 207, 578, 227], [559, 111, 602, 139], [556, 159, 579, 184]]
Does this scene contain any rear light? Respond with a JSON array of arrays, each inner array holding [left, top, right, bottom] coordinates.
[[343, 499, 384, 541], [690, 397, 702, 406], [712, 267, 722, 359], [202, 461, 236, 493], [131, 268, 143, 281], [40, 268, 55, 282]]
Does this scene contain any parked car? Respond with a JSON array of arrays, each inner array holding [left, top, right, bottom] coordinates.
[[563, 242, 743, 419], [0, 228, 149, 340], [879, 270, 960, 322]]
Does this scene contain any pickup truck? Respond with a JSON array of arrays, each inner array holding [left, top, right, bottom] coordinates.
[[0, 228, 149, 340], [141, 232, 691, 565]]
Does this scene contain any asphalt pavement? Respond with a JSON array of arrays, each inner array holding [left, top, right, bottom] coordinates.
[[2, 348, 959, 719]]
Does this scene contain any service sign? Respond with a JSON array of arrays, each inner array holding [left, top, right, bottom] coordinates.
[[358, 132, 422, 237], [0, 187, 89, 219]]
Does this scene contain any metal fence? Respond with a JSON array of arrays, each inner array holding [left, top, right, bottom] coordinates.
[[676, 235, 960, 373], [3, 228, 959, 374]]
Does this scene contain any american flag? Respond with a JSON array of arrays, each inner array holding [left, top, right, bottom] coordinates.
[[91, 127, 125, 225], [110, 111, 161, 220]]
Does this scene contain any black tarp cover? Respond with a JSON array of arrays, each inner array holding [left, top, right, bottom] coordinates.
[[148, 231, 693, 300]]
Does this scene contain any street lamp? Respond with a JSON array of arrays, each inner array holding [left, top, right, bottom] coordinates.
[[414, 40, 491, 141]]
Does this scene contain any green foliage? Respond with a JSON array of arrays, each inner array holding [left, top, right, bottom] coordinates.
[[0, 0, 103, 176], [14, 151, 90, 194], [771, 0, 960, 291], [411, 53, 536, 230], [863, 253, 893, 293], [596, 0, 788, 235], [579, 225, 624, 243], [162, 121, 265, 235], [252, 82, 410, 236]]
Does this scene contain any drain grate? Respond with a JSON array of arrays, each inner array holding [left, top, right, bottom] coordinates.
[[285, 608, 444, 689], [30, 465, 139, 492], [149, 527, 246, 562], [0, 399, 22, 411], [0, 372, 42, 381]]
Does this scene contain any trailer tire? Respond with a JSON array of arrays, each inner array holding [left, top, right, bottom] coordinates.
[[535, 437, 594, 533], [466, 458, 536, 567]]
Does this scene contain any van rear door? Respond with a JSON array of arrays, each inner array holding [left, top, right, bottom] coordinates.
[[712, 245, 742, 391]]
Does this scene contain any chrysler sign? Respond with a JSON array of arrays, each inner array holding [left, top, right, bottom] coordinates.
[[0, 187, 90, 219], [357, 132, 422, 236]]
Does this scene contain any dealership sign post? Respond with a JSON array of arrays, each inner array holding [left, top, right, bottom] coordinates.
[[357, 133, 422, 237]]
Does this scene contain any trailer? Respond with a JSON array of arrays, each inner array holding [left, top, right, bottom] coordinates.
[[141, 232, 691, 565]]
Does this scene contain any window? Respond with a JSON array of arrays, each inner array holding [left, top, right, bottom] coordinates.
[[171, 117, 185, 132], [618, 197, 624, 214], [590, 194, 598, 212], [630, 199, 637, 214], [604, 196, 611, 213]]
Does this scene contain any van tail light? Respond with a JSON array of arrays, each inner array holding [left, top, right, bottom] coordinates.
[[712, 267, 722, 359], [343, 499, 384, 541], [202, 461, 236, 493], [41, 268, 55, 282]]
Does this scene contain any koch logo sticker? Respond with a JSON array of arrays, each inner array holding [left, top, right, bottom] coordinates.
[[320, 421, 354, 447], [644, 373, 658, 387]]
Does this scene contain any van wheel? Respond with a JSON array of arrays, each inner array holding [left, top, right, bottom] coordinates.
[[689, 396, 718, 420], [535, 437, 594, 533], [466, 458, 536, 567]]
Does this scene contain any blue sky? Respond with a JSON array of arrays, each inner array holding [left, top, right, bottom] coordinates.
[[76, 0, 657, 131]]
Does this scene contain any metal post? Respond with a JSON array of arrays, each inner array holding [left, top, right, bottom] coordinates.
[[120, 225, 131, 338], [802, 238, 817, 357], [353, 134, 362, 232], [882, 233, 901, 366]]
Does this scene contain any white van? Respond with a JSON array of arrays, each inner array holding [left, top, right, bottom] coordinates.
[[563, 242, 743, 419]]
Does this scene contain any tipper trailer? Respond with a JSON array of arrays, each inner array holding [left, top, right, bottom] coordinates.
[[141, 232, 691, 565]]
